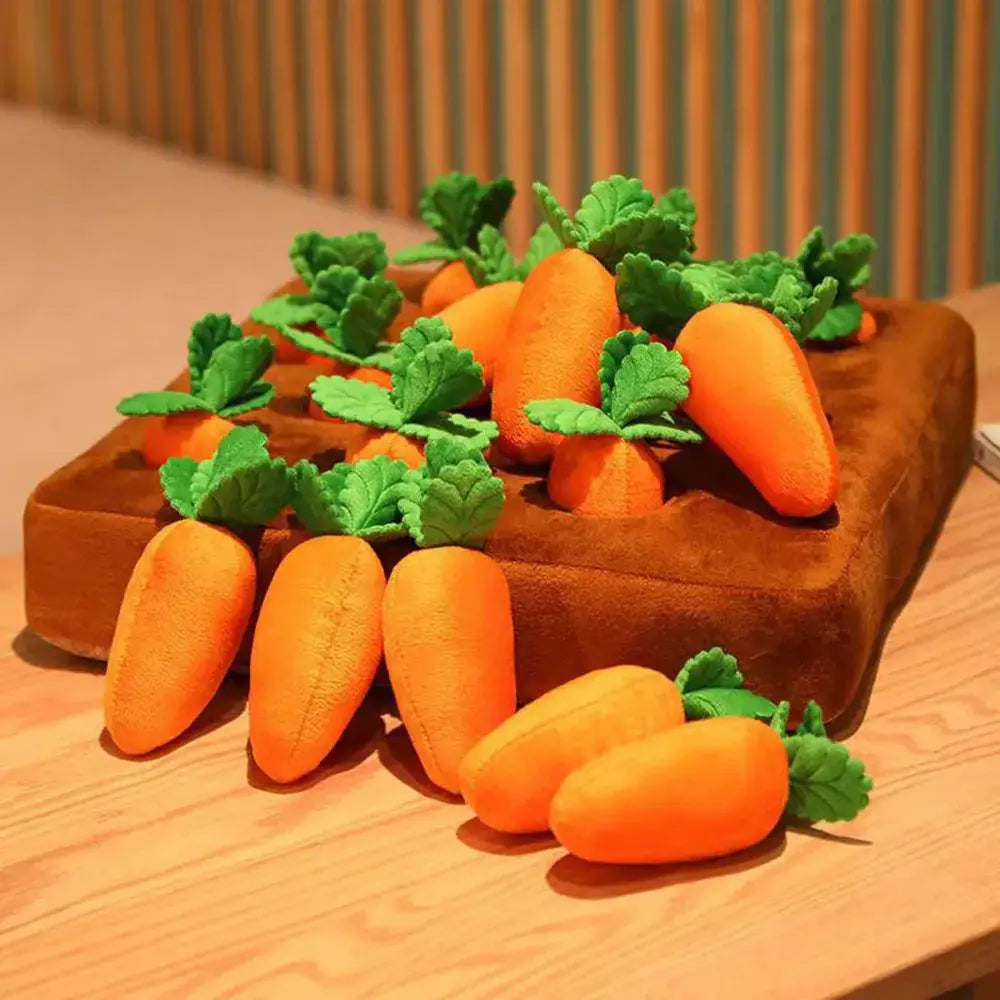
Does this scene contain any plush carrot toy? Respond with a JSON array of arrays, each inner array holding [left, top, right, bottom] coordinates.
[[104, 425, 293, 755], [394, 171, 516, 314], [550, 693, 873, 865], [380, 437, 514, 794], [117, 313, 276, 467], [674, 302, 840, 518], [492, 175, 694, 463], [524, 329, 704, 516], [249, 455, 411, 783], [459, 665, 685, 834], [309, 318, 498, 468], [250, 229, 389, 361]]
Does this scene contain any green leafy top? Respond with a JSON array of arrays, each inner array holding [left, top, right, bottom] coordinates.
[[309, 318, 498, 450], [532, 175, 694, 273], [159, 425, 293, 526], [674, 647, 779, 723], [397, 438, 505, 549], [460, 221, 564, 287], [290, 229, 388, 286], [395, 173, 516, 264], [278, 265, 403, 370], [523, 329, 704, 445], [797, 226, 877, 342], [290, 455, 409, 540], [616, 252, 839, 343], [118, 314, 275, 419]]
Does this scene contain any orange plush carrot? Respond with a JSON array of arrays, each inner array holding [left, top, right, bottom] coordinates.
[[421, 261, 478, 314], [345, 428, 425, 468], [675, 302, 839, 517], [249, 535, 386, 783], [104, 427, 292, 754], [384, 298, 423, 342], [141, 412, 236, 467], [550, 716, 789, 864], [459, 665, 685, 833]]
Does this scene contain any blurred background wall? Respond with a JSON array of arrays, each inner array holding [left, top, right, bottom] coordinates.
[[2, 0, 998, 298]]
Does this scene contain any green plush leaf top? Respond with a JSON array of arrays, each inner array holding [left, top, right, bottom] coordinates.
[[398, 438, 505, 549], [674, 647, 778, 722], [395, 172, 516, 264], [532, 175, 694, 273], [279, 265, 403, 370], [159, 425, 293, 525], [461, 221, 563, 286], [309, 318, 498, 450], [784, 734, 874, 823], [523, 329, 703, 445], [290, 229, 388, 286], [290, 455, 409, 540], [118, 315, 275, 419], [797, 226, 876, 342]]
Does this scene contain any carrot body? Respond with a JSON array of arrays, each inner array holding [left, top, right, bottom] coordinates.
[[265, 326, 311, 364], [383, 548, 516, 793], [142, 413, 236, 468], [104, 520, 256, 755], [345, 428, 425, 468], [551, 717, 789, 864], [847, 309, 878, 345], [492, 249, 620, 464], [548, 436, 664, 517], [421, 260, 477, 314], [459, 665, 684, 833], [385, 298, 423, 342], [676, 303, 839, 518], [437, 281, 523, 391], [249, 536, 386, 783]]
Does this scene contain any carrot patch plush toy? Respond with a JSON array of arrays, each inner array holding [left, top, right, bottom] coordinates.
[[492, 175, 694, 463], [524, 329, 704, 517], [104, 425, 293, 755], [394, 172, 516, 314], [382, 438, 515, 794], [251, 229, 389, 361], [309, 318, 499, 468], [117, 313, 276, 467]]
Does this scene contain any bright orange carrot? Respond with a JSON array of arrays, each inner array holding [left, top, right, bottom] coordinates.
[[249, 536, 386, 783], [268, 327, 310, 364], [383, 547, 516, 793], [550, 717, 789, 864], [345, 428, 425, 468], [492, 249, 620, 463], [847, 309, 878, 345], [104, 520, 256, 755], [384, 298, 424, 342], [141, 413, 235, 468], [421, 260, 477, 314], [459, 666, 685, 833], [676, 302, 839, 518]]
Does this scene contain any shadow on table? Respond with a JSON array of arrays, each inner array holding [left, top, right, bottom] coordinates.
[[456, 817, 557, 856], [12, 627, 104, 675], [545, 828, 787, 900], [376, 724, 462, 805]]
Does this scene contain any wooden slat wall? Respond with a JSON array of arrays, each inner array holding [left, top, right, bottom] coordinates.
[[4, 0, 998, 296]]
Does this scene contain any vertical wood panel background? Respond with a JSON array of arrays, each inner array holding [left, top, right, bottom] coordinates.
[[2, 0, 998, 296]]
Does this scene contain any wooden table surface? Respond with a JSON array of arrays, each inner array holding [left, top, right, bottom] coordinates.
[[2, 110, 1000, 1000]]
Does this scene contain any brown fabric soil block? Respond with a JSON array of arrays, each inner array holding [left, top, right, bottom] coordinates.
[[23, 294, 975, 734]]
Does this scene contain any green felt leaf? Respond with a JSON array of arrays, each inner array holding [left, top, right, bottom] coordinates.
[[250, 294, 326, 332], [311, 265, 363, 317], [391, 340, 484, 421], [598, 329, 652, 412], [419, 171, 481, 249], [187, 313, 242, 394], [279, 326, 342, 359], [770, 700, 791, 736], [582, 214, 692, 272], [216, 382, 275, 418], [338, 275, 403, 357], [400, 460, 505, 549], [519, 223, 563, 276], [574, 175, 654, 242], [390, 316, 453, 371], [523, 399, 621, 437], [309, 375, 403, 429], [117, 390, 211, 417], [674, 647, 743, 694], [423, 435, 491, 477], [397, 411, 498, 449], [291, 229, 388, 284], [655, 187, 697, 231], [798, 227, 876, 298], [469, 176, 516, 241], [159, 456, 199, 518], [290, 460, 341, 534], [619, 415, 705, 444], [806, 299, 864, 342], [796, 700, 828, 738], [461, 225, 519, 286], [784, 734, 874, 823], [533, 181, 579, 248], [393, 240, 462, 265], [682, 688, 779, 722], [615, 254, 708, 336], [609, 342, 691, 426], [197, 336, 275, 411]]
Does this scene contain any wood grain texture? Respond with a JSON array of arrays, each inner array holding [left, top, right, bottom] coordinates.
[[382, 0, 415, 214], [635, 0, 666, 195], [0, 282, 998, 996], [233, 0, 267, 171], [684, 0, 716, 258], [501, 0, 534, 253], [269, 0, 302, 183], [134, 0, 164, 140], [785, 0, 818, 252], [735, 0, 765, 257], [589, 0, 620, 182], [840, 0, 872, 236], [344, 0, 375, 204], [461, 0, 492, 180], [100, 0, 129, 131], [306, 0, 337, 194], [545, 0, 577, 208], [892, 0, 927, 299], [200, 0, 232, 162], [948, 0, 988, 292], [165, 0, 198, 152], [418, 0, 450, 183]]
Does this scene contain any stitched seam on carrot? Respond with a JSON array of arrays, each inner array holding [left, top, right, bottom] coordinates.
[[462, 672, 657, 787]]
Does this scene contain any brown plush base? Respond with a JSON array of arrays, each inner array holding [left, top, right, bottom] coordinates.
[[23, 290, 976, 733]]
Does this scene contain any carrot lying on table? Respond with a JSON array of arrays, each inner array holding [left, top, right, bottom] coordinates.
[[459, 665, 685, 833], [104, 426, 293, 754]]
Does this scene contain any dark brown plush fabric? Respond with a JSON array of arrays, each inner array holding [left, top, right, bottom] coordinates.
[[23, 287, 976, 733]]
